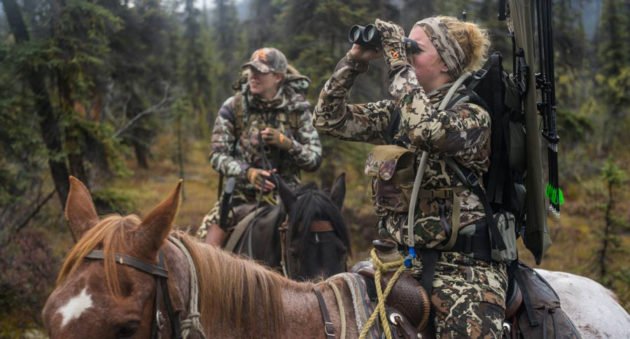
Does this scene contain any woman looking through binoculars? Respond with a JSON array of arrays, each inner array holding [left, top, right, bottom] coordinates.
[[313, 17, 507, 337]]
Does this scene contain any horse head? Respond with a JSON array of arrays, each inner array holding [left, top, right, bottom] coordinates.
[[42, 177, 183, 338], [277, 173, 351, 280]]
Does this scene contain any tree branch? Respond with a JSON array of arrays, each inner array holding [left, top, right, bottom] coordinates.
[[113, 83, 173, 138]]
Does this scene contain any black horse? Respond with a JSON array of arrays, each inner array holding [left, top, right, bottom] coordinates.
[[226, 173, 350, 281]]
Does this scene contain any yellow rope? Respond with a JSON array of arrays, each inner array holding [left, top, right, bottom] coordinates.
[[358, 249, 406, 339], [328, 281, 346, 339]]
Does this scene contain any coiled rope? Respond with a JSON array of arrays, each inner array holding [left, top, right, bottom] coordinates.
[[358, 249, 406, 339], [169, 236, 207, 339]]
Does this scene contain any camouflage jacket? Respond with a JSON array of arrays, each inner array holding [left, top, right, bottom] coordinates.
[[313, 54, 491, 248], [210, 84, 322, 197]]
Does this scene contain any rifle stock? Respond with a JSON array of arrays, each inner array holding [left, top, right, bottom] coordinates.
[[219, 177, 236, 230]]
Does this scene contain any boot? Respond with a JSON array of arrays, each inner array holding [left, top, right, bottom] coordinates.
[[205, 223, 227, 247]]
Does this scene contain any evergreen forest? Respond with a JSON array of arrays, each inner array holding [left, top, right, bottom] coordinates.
[[1, 0, 629, 335]]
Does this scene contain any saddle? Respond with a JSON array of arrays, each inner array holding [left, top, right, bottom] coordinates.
[[354, 240, 581, 339], [353, 240, 432, 339], [357, 266, 431, 339]]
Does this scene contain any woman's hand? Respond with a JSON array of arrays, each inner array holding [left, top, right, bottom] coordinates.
[[347, 44, 381, 63], [261, 127, 293, 151], [247, 168, 276, 192]]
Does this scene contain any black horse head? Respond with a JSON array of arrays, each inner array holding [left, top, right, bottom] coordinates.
[[278, 173, 351, 281]]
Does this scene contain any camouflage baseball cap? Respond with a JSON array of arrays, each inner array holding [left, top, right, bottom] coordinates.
[[242, 47, 288, 74]]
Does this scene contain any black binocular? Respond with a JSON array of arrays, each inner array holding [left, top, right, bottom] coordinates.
[[348, 24, 421, 55]]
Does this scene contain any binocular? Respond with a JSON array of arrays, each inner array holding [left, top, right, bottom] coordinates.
[[348, 24, 421, 54]]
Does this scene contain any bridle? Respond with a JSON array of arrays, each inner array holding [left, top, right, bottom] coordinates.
[[85, 249, 182, 339]]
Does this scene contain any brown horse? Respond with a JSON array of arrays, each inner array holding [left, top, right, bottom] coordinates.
[[42, 177, 363, 338], [43, 178, 630, 338], [229, 173, 350, 281]]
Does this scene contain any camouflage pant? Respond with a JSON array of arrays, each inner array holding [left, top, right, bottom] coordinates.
[[431, 252, 507, 338], [196, 197, 262, 240], [196, 201, 226, 240]]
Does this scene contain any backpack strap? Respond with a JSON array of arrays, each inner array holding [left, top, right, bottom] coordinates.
[[287, 109, 301, 132], [445, 158, 507, 252], [233, 91, 246, 136]]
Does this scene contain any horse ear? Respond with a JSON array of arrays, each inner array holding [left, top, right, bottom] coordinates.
[[330, 173, 346, 210], [65, 176, 99, 242], [277, 177, 296, 213], [138, 180, 182, 256]]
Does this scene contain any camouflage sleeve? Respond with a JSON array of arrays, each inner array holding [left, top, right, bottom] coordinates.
[[208, 98, 250, 179], [313, 54, 396, 144], [392, 65, 491, 156], [288, 108, 322, 171]]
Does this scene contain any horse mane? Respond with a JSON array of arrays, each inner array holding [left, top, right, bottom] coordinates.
[[176, 232, 314, 339], [56, 213, 314, 338], [289, 185, 352, 256], [56, 214, 142, 297]]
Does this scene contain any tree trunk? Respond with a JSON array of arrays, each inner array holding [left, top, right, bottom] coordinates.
[[2, 0, 70, 207]]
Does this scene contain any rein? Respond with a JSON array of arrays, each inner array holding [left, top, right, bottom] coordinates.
[[84, 236, 205, 339]]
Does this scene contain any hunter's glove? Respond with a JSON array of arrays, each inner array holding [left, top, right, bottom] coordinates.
[[247, 168, 276, 192], [374, 19, 407, 70], [261, 127, 293, 151]]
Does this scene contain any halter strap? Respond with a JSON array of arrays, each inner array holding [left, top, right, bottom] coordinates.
[[313, 287, 336, 338], [85, 249, 182, 339], [85, 250, 169, 278]]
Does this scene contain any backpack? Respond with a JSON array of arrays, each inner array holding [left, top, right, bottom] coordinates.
[[447, 51, 551, 261]]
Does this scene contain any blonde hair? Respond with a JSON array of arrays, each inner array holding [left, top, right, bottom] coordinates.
[[436, 16, 490, 72]]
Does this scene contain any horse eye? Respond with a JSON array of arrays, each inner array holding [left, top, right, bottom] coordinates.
[[117, 320, 139, 338]]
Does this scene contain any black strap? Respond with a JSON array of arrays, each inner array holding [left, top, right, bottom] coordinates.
[[313, 287, 335, 338], [158, 252, 182, 339], [445, 160, 507, 251], [86, 250, 182, 339], [450, 222, 493, 262], [85, 250, 169, 278], [419, 249, 438, 296], [151, 277, 161, 339], [419, 249, 438, 335]]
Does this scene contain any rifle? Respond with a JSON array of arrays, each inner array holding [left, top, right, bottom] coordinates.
[[535, 0, 563, 215], [219, 177, 236, 230]]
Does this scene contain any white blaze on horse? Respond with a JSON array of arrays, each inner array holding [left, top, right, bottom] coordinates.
[[42, 178, 630, 338]]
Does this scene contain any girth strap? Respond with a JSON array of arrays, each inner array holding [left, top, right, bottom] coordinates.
[[314, 287, 336, 338]]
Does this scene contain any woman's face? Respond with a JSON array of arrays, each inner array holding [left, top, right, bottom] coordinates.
[[248, 68, 283, 99], [408, 26, 450, 92]]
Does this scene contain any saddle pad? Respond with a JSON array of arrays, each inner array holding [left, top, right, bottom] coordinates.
[[336, 273, 381, 339]]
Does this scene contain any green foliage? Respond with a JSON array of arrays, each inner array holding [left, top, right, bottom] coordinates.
[[92, 187, 137, 215], [0, 229, 57, 328], [601, 158, 627, 186], [556, 107, 593, 145], [596, 0, 630, 77], [2, 0, 630, 329]]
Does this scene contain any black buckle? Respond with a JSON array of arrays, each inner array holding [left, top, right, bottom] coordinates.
[[324, 322, 335, 337], [473, 67, 489, 81], [464, 170, 480, 188]]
